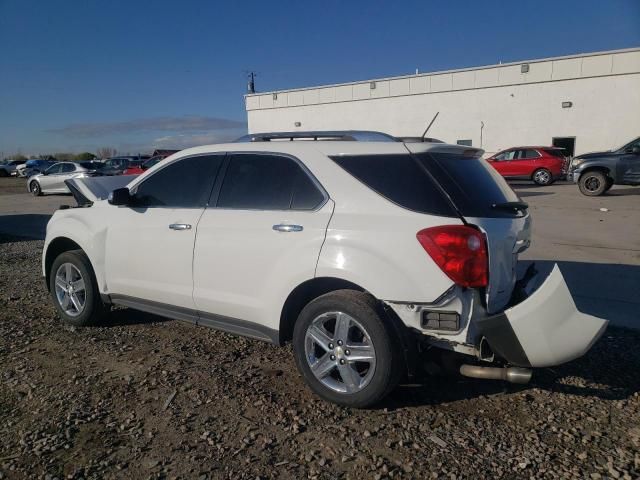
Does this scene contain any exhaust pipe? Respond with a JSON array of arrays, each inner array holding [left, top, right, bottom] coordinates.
[[460, 364, 532, 384]]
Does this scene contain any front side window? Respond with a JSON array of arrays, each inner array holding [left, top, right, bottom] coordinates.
[[494, 150, 516, 161], [217, 153, 325, 210], [133, 155, 224, 208]]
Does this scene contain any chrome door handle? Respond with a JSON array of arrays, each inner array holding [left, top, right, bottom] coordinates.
[[169, 223, 192, 230], [272, 224, 303, 232]]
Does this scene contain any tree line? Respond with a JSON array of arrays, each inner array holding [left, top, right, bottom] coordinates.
[[1, 147, 119, 163]]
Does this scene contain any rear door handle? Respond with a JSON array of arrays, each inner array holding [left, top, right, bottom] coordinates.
[[169, 223, 192, 230], [272, 224, 303, 232]]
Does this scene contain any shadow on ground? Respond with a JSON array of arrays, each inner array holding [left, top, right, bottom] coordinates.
[[0, 213, 51, 242]]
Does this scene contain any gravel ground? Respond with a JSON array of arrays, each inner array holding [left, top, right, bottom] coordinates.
[[1, 235, 639, 479]]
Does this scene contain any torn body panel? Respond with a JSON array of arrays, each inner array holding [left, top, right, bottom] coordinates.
[[387, 263, 608, 369]]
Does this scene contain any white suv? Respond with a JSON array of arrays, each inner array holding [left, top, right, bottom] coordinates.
[[44, 131, 607, 407]]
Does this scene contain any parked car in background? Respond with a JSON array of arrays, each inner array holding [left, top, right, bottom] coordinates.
[[570, 136, 640, 196], [0, 159, 27, 177], [123, 151, 179, 175], [78, 161, 106, 173], [100, 156, 146, 176], [17, 159, 57, 177], [486, 147, 567, 185], [27, 162, 93, 196], [45, 130, 607, 407]]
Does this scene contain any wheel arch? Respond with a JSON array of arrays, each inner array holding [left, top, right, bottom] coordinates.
[[44, 236, 86, 290], [579, 165, 614, 181], [278, 277, 367, 345]]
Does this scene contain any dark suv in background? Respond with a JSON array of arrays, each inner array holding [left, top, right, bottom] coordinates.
[[570, 136, 640, 196]]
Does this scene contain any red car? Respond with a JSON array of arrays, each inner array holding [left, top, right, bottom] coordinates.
[[486, 146, 567, 185], [123, 154, 170, 175]]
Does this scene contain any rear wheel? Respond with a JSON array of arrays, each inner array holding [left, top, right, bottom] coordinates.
[[0, 169, 8, 177], [579, 171, 608, 196], [532, 168, 552, 186], [49, 250, 107, 326], [29, 181, 41, 196], [293, 290, 403, 408]]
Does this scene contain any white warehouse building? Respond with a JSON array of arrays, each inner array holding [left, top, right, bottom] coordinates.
[[245, 48, 640, 157]]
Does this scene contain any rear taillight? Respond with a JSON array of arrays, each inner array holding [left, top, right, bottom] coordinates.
[[416, 225, 488, 288]]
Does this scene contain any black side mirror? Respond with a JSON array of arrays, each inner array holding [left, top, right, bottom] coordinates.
[[108, 187, 131, 206], [632, 146, 640, 155]]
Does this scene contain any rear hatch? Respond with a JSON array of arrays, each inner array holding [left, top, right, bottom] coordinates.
[[405, 144, 531, 314]]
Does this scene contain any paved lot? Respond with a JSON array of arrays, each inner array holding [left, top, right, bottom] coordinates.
[[1, 177, 638, 328], [1, 176, 639, 479]]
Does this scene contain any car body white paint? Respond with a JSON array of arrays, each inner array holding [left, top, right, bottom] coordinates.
[[45, 140, 608, 369]]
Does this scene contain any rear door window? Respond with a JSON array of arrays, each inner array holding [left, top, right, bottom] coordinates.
[[134, 155, 223, 208], [517, 149, 540, 159], [330, 154, 456, 216], [216, 153, 325, 210]]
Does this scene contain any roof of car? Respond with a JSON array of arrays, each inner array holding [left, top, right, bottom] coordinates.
[[497, 146, 564, 151]]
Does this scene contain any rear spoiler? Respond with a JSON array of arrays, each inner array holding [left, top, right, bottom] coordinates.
[[65, 175, 136, 206]]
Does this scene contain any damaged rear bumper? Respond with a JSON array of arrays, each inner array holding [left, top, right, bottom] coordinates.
[[476, 264, 608, 368]]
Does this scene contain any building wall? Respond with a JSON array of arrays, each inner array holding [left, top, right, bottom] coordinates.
[[246, 49, 640, 156]]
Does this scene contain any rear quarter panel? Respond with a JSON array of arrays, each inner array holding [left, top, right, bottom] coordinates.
[[307, 144, 458, 302]]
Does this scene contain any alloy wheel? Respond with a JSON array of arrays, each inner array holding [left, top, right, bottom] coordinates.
[[54, 263, 86, 317], [584, 175, 601, 192], [534, 170, 550, 185], [304, 311, 376, 394]]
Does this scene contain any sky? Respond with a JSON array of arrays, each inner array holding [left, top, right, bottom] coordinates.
[[0, 0, 639, 156]]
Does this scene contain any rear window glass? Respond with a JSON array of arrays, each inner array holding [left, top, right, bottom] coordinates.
[[544, 149, 565, 158], [414, 153, 521, 218], [330, 154, 456, 217]]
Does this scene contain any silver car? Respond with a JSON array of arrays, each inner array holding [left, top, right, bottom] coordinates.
[[27, 162, 91, 196]]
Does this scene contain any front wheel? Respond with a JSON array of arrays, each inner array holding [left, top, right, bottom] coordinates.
[[29, 181, 41, 196], [292, 290, 403, 408], [49, 250, 107, 327], [532, 168, 553, 186], [578, 171, 608, 196]]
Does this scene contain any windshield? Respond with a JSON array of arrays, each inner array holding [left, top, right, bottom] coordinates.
[[616, 137, 640, 153]]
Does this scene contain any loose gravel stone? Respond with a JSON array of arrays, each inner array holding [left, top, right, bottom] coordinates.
[[0, 233, 639, 479]]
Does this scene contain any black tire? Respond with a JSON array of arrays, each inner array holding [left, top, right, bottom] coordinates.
[[0, 169, 8, 177], [604, 178, 614, 192], [29, 181, 41, 196], [578, 171, 608, 196], [292, 290, 403, 408], [532, 168, 553, 186], [49, 250, 107, 327]]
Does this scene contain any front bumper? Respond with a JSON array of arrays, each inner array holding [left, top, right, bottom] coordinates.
[[476, 264, 608, 368]]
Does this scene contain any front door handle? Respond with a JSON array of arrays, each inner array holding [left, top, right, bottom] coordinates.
[[273, 224, 303, 232], [169, 223, 192, 230]]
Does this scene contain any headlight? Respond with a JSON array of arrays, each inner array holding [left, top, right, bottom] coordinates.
[[571, 158, 585, 168]]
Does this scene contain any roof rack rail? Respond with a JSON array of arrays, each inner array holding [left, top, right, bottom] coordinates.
[[234, 130, 399, 143]]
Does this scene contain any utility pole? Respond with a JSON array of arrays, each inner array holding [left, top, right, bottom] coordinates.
[[247, 72, 256, 94]]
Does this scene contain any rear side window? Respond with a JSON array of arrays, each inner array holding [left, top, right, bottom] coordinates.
[[414, 152, 521, 218], [217, 153, 325, 210], [61, 164, 75, 173], [134, 155, 223, 208], [330, 154, 456, 216]]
